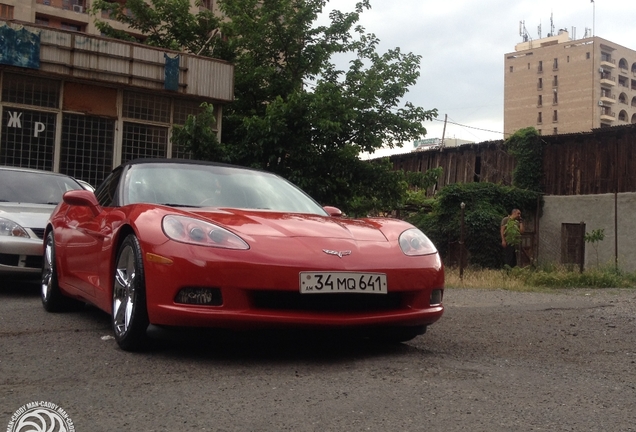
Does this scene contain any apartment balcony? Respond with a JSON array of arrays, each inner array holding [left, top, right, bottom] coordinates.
[[37, 0, 87, 14], [600, 94, 616, 104], [600, 76, 616, 87], [600, 60, 616, 69], [600, 111, 616, 122], [35, 0, 89, 26]]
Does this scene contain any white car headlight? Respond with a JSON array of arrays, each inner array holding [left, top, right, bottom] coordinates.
[[399, 228, 437, 256], [0, 217, 29, 238], [162, 215, 249, 250]]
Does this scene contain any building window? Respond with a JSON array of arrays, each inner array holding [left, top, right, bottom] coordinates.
[[121, 123, 168, 161], [123, 92, 170, 123], [618, 76, 628, 87], [0, 4, 14, 19], [61, 22, 83, 32], [527, 63, 530, 70], [553, 75, 558, 87], [509, 66, 513, 73], [1, 109, 57, 171], [537, 112, 542, 124], [553, 58, 558, 70], [553, 128, 558, 135], [2, 73, 60, 108], [538, 61, 543, 72], [553, 110, 558, 122], [567, 55, 570, 63], [60, 114, 115, 186], [537, 95, 542, 107], [553, 91, 558, 105], [537, 78, 543, 90], [586, 52, 590, 59], [35, 16, 49, 26]]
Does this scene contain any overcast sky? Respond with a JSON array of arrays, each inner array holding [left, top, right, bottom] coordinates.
[[318, 0, 636, 157]]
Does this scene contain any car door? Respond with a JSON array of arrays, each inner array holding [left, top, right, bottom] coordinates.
[[58, 168, 123, 298]]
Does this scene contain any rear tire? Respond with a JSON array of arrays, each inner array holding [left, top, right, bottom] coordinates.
[[41, 231, 83, 312], [112, 234, 150, 351]]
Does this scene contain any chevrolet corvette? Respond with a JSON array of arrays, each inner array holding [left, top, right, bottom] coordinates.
[[42, 159, 444, 350]]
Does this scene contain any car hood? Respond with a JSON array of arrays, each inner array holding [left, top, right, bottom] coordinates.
[[0, 203, 56, 229], [190, 209, 389, 241]]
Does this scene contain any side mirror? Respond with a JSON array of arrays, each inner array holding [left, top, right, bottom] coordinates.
[[323, 206, 343, 218], [63, 190, 102, 217]]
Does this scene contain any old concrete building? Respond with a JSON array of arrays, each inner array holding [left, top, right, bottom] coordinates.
[[504, 30, 636, 136], [0, 1, 232, 186]]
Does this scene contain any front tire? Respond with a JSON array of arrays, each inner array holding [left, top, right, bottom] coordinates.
[[41, 231, 82, 312], [112, 234, 149, 351]]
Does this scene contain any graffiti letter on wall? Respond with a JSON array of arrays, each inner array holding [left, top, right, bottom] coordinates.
[[34, 122, 45, 137], [7, 111, 22, 128]]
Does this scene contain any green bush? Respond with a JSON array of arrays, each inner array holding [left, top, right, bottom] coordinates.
[[406, 182, 540, 268]]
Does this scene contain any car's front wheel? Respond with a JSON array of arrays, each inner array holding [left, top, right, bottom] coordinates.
[[41, 231, 82, 312], [112, 234, 149, 351]]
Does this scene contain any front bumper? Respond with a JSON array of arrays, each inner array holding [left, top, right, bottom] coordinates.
[[0, 236, 43, 276]]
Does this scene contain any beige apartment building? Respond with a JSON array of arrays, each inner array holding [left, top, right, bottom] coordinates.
[[1, 0, 218, 36], [0, 0, 230, 186], [504, 30, 636, 136]]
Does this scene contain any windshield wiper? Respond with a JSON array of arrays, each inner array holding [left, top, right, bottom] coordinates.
[[158, 203, 200, 208]]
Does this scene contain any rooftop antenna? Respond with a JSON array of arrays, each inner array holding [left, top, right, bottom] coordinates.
[[538, 22, 542, 39], [519, 20, 531, 42], [549, 12, 555, 37], [592, 0, 595, 36]]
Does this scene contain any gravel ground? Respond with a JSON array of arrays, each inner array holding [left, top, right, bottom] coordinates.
[[1, 283, 635, 431]]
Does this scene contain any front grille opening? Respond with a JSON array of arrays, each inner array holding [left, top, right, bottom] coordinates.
[[175, 287, 223, 306], [0, 253, 19, 266], [0, 253, 42, 269], [251, 291, 404, 313], [31, 228, 45, 239]]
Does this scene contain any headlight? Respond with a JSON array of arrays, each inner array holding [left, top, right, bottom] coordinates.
[[399, 228, 437, 256], [162, 215, 249, 250], [0, 217, 30, 238]]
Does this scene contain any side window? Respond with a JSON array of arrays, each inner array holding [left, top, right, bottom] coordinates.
[[94, 168, 123, 207]]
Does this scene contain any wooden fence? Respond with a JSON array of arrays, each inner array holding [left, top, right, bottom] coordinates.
[[389, 124, 636, 196]]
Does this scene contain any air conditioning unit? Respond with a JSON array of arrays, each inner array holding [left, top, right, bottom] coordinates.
[[72, 4, 83, 13], [599, 67, 605, 73], [598, 101, 604, 106]]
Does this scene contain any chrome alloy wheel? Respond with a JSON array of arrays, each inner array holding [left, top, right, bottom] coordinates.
[[112, 243, 137, 338], [41, 235, 54, 302]]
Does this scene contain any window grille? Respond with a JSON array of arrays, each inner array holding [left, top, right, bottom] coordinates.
[[173, 99, 206, 125], [123, 92, 170, 123], [60, 114, 115, 186], [121, 122, 168, 162], [2, 73, 60, 108], [0, 108, 56, 170]]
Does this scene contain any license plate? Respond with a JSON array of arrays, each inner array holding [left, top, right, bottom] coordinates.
[[299, 272, 387, 294]]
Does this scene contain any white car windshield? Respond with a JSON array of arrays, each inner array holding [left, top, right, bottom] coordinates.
[[0, 169, 82, 205]]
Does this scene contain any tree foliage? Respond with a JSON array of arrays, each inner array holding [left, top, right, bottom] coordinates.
[[90, 0, 222, 56], [171, 103, 230, 161], [90, 0, 438, 214], [504, 127, 543, 192]]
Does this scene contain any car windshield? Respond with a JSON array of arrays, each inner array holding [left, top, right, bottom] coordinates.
[[124, 163, 328, 215], [0, 169, 82, 205]]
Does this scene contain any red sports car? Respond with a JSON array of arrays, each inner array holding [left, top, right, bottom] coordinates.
[[42, 159, 444, 350]]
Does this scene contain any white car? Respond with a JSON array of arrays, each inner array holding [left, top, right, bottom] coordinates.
[[0, 166, 84, 278]]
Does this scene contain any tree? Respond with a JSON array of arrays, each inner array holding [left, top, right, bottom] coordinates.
[[171, 103, 230, 162], [90, 0, 222, 56], [90, 0, 438, 214], [584, 228, 605, 268]]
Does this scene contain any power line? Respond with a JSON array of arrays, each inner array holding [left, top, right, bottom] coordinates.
[[431, 117, 510, 137]]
